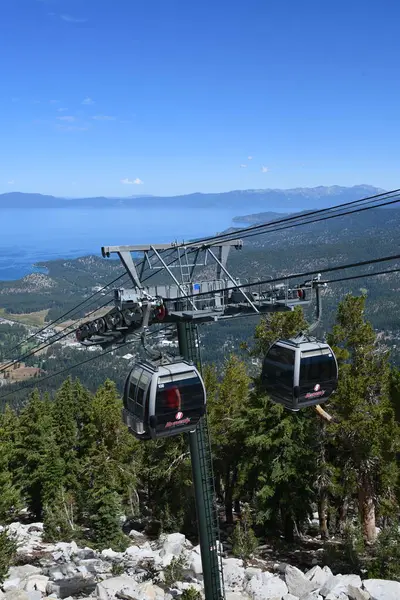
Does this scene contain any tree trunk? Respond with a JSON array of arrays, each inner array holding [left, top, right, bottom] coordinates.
[[282, 510, 295, 542], [358, 474, 376, 542], [318, 491, 330, 540], [215, 474, 222, 502], [338, 496, 348, 534], [234, 499, 241, 514], [224, 466, 238, 524]]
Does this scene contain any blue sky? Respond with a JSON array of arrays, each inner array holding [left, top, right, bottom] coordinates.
[[1, 0, 399, 197]]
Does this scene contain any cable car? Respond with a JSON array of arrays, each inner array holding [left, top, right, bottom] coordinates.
[[122, 360, 206, 440], [261, 336, 338, 411]]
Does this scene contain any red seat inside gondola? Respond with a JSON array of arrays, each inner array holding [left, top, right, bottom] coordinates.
[[165, 386, 182, 411]]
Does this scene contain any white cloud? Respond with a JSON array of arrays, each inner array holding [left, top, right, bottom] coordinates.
[[56, 124, 88, 132], [57, 115, 75, 122], [92, 115, 116, 121], [82, 97, 94, 105], [240, 164, 247, 168], [57, 107, 68, 112], [261, 166, 269, 173], [7, 180, 15, 185], [121, 178, 144, 185], [248, 156, 253, 160], [61, 14, 87, 23]]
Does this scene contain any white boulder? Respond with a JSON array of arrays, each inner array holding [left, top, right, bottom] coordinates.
[[2, 581, 21, 593], [129, 530, 145, 539], [320, 574, 362, 598], [23, 575, 49, 594], [96, 576, 139, 600], [285, 565, 319, 598], [300, 593, 322, 600], [101, 549, 123, 561], [305, 565, 332, 588], [348, 584, 371, 600], [362, 579, 400, 600], [53, 542, 79, 562], [159, 534, 186, 559], [189, 552, 203, 577], [246, 571, 288, 600], [4, 591, 30, 600], [222, 558, 246, 591], [245, 568, 262, 581], [226, 593, 251, 600]]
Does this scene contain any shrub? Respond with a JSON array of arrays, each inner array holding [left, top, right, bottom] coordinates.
[[164, 554, 187, 587], [342, 521, 365, 572], [137, 559, 159, 582], [231, 503, 258, 561], [0, 529, 17, 583], [111, 562, 125, 576], [180, 587, 202, 600], [368, 525, 400, 581]]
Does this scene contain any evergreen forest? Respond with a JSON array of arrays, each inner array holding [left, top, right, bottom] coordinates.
[[1, 294, 400, 581]]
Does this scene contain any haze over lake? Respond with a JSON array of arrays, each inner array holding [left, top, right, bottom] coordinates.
[[0, 206, 250, 281]]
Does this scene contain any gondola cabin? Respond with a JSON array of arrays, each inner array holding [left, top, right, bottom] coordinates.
[[122, 360, 206, 440], [261, 337, 338, 411]]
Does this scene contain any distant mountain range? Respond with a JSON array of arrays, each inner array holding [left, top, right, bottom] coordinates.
[[0, 185, 387, 213]]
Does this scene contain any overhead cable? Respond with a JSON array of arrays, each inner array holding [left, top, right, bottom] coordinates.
[[0, 249, 180, 374], [322, 267, 400, 285], [173, 252, 400, 301], [223, 195, 400, 243], [0, 325, 174, 402], [185, 187, 400, 247], [2, 272, 126, 359]]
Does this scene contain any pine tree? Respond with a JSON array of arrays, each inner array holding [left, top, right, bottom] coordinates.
[[0, 529, 17, 584], [85, 445, 126, 550], [40, 429, 76, 542], [251, 306, 309, 356], [72, 378, 95, 459], [51, 377, 80, 490], [312, 418, 337, 539], [231, 503, 258, 561], [81, 380, 137, 546], [138, 435, 194, 535], [327, 294, 400, 542], [207, 354, 250, 523], [238, 307, 319, 541], [14, 390, 53, 519], [47, 377, 93, 537], [390, 368, 400, 422], [0, 405, 21, 523]]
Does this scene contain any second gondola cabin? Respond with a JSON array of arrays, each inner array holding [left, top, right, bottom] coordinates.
[[261, 337, 338, 411], [123, 360, 206, 440]]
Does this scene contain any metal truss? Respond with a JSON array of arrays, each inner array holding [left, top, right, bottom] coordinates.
[[77, 240, 324, 347]]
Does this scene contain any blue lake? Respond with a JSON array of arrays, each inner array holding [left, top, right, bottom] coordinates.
[[0, 207, 254, 281]]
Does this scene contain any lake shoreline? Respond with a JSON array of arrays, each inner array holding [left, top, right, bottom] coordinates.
[[0, 205, 253, 282]]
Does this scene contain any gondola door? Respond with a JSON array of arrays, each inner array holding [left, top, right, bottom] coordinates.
[[149, 369, 205, 438], [261, 344, 296, 408], [123, 366, 152, 439], [296, 348, 338, 407]]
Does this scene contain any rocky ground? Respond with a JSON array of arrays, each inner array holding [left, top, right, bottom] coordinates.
[[0, 522, 399, 600]]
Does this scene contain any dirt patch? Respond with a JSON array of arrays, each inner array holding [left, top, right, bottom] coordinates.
[[0, 308, 49, 327]]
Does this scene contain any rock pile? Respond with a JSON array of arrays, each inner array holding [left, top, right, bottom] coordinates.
[[0, 522, 399, 600]]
